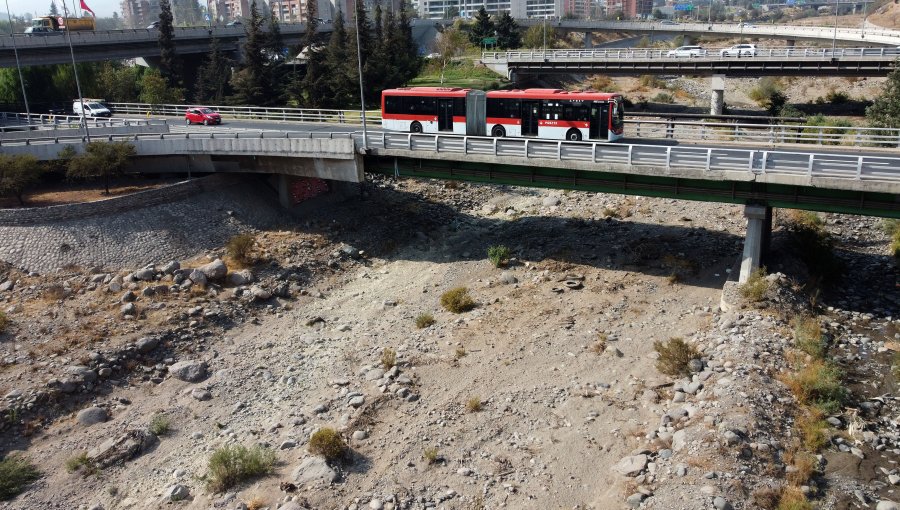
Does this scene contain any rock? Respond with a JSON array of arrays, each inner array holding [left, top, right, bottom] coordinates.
[[349, 396, 365, 408], [163, 484, 190, 502], [851, 447, 865, 459], [250, 285, 272, 301], [280, 440, 296, 450], [612, 454, 648, 477], [352, 430, 368, 440], [542, 196, 561, 207], [135, 337, 159, 354], [339, 244, 361, 259], [889, 474, 900, 485], [826, 416, 842, 427], [0, 280, 14, 292], [672, 429, 688, 452], [672, 391, 686, 403], [279, 503, 308, 510], [687, 358, 704, 373], [169, 360, 208, 383], [457, 467, 472, 476], [120, 291, 137, 303], [226, 270, 253, 286], [293, 456, 338, 486], [714, 497, 733, 510], [120, 303, 137, 316], [191, 388, 212, 401], [161, 261, 180, 275], [108, 275, 123, 292], [67, 365, 98, 382], [499, 272, 517, 285], [77, 406, 108, 426], [626, 493, 646, 508], [199, 259, 228, 281], [876, 502, 899, 510], [188, 269, 207, 287], [88, 428, 158, 468], [133, 267, 155, 281], [722, 430, 741, 446], [365, 369, 384, 381]]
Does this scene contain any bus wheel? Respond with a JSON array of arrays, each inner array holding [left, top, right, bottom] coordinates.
[[566, 129, 582, 142], [410, 122, 423, 133], [491, 125, 506, 137]]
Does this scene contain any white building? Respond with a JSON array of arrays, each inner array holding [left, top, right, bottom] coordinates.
[[418, 0, 564, 19]]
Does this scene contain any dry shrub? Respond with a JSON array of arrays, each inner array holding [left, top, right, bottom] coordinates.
[[415, 312, 435, 329], [0, 455, 41, 500], [440, 287, 475, 313], [777, 485, 813, 510], [0, 311, 8, 334], [308, 428, 347, 462], [43, 284, 68, 301], [784, 449, 817, 487], [465, 396, 482, 413], [380, 347, 397, 370], [751, 486, 784, 510], [206, 444, 275, 493], [423, 447, 439, 464], [226, 233, 256, 266], [795, 407, 829, 452], [586, 74, 614, 91], [653, 337, 701, 377], [780, 360, 845, 414], [792, 316, 825, 360], [739, 267, 769, 302]]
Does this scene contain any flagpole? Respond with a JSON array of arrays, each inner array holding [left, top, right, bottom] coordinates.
[[61, 1, 90, 142], [4, 0, 30, 120]]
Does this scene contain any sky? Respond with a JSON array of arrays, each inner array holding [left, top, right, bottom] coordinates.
[[8, 0, 153, 18]]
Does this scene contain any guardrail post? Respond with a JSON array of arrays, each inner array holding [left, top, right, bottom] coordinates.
[[381, 132, 386, 148], [557, 141, 562, 160], [408, 135, 412, 151], [807, 154, 814, 176], [593, 143, 598, 163], [493, 138, 498, 156], [463, 136, 468, 154], [627, 145, 633, 166], [525, 139, 530, 158], [705, 150, 711, 172], [435, 135, 440, 153], [760, 151, 768, 174], [665, 146, 671, 172], [856, 156, 863, 179]]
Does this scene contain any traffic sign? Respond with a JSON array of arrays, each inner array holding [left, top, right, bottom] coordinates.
[[674, 3, 693, 10]]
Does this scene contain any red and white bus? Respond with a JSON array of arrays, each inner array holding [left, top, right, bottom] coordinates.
[[381, 87, 486, 136], [381, 87, 624, 142], [485, 89, 624, 142]]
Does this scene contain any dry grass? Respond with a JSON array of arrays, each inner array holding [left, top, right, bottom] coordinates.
[[0, 312, 8, 334], [65, 452, 98, 477], [751, 486, 783, 510], [226, 233, 256, 267], [454, 346, 467, 359], [777, 486, 813, 510], [653, 337, 701, 377], [585, 74, 614, 91], [784, 449, 818, 487], [590, 333, 608, 354], [42, 284, 68, 301], [206, 444, 276, 493], [380, 348, 397, 370], [465, 396, 483, 413], [246, 496, 267, 510], [423, 447, 439, 465], [792, 316, 826, 360], [739, 268, 770, 302], [795, 407, 830, 452], [415, 312, 435, 329], [308, 428, 347, 462], [779, 360, 846, 414]]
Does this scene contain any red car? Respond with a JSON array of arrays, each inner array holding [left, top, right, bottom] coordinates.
[[185, 107, 222, 126]]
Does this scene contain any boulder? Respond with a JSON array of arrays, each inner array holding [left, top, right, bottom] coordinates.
[[108, 275, 123, 293], [77, 406, 108, 426], [0, 280, 14, 292], [163, 484, 189, 502], [160, 261, 180, 275], [67, 365, 97, 382], [876, 502, 899, 510], [292, 456, 338, 486], [120, 303, 137, 316], [88, 428, 158, 468], [250, 285, 272, 301], [133, 267, 155, 281], [612, 454, 648, 477], [169, 360, 208, 383], [135, 336, 159, 354], [226, 270, 254, 287], [198, 259, 228, 281], [672, 429, 688, 452], [188, 269, 207, 287]]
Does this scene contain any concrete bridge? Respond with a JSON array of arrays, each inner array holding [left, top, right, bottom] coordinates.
[[1, 129, 898, 282]]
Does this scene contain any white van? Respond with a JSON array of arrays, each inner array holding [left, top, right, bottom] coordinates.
[[72, 99, 111, 118]]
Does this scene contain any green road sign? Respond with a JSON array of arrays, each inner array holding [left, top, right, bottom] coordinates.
[[483, 37, 496, 44]]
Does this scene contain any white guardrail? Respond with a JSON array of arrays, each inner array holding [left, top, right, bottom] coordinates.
[[482, 47, 900, 61], [4, 106, 900, 147], [0, 112, 163, 132], [1, 130, 897, 185], [364, 131, 900, 183]]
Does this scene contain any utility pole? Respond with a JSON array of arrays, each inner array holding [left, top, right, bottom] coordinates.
[[831, 0, 837, 53], [4, 0, 30, 119], [61, 1, 90, 141], [354, 0, 367, 150]]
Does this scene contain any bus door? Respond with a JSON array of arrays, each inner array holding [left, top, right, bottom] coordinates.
[[521, 101, 539, 136], [438, 99, 454, 131], [590, 101, 610, 140]]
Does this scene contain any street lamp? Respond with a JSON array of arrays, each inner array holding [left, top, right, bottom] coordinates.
[[4, 0, 30, 120], [831, 0, 837, 53], [61, 1, 90, 141], [353, 0, 367, 150], [861, 0, 868, 38]]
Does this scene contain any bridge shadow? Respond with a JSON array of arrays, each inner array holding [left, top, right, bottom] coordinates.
[[300, 176, 745, 291]]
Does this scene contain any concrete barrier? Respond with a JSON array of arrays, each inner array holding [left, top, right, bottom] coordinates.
[[0, 123, 169, 142]]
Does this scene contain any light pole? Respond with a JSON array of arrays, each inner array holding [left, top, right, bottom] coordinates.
[[4, 0, 30, 120], [739, 17, 743, 42], [61, 2, 90, 141], [861, 0, 868, 38], [831, 0, 838, 53], [542, 17, 546, 53], [353, 0, 367, 150], [707, 0, 712, 25]]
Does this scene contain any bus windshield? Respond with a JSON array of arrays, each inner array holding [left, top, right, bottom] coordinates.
[[611, 100, 624, 130]]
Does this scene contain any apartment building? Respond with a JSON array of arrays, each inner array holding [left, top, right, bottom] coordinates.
[[121, 0, 161, 27], [417, 0, 566, 19], [207, 0, 249, 21]]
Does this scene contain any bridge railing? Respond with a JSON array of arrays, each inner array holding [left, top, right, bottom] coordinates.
[[365, 132, 900, 183], [105, 103, 384, 125], [482, 47, 900, 60], [0, 112, 163, 131]]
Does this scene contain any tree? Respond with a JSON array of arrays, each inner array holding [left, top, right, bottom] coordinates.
[[434, 27, 469, 85], [468, 7, 494, 46], [383, 0, 420, 89], [349, 0, 375, 102], [49, 1, 58, 16], [65, 142, 136, 195], [0, 154, 44, 206], [140, 68, 183, 104], [232, 0, 268, 104], [322, 9, 354, 107], [96, 62, 142, 103], [158, 0, 182, 88], [522, 24, 559, 49], [195, 37, 232, 103], [867, 62, 900, 130], [495, 12, 520, 49]]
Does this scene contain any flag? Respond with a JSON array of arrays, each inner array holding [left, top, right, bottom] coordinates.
[[80, 0, 95, 16]]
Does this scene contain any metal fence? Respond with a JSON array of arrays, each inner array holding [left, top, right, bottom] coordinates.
[[366, 131, 900, 183], [0, 112, 161, 131], [482, 47, 900, 61], [106, 103, 384, 125]]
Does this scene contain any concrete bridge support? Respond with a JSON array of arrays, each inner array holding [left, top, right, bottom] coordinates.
[[739, 204, 773, 283], [710, 74, 725, 116], [584, 31, 593, 49], [785, 39, 796, 48]]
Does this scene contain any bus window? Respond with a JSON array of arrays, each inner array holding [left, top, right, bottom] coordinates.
[[384, 96, 400, 114], [611, 100, 624, 130]]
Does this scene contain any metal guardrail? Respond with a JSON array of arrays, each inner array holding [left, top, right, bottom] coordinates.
[[1, 130, 898, 185], [365, 131, 900, 183], [483, 47, 900, 61], [105, 103, 384, 125], [0, 112, 162, 130]]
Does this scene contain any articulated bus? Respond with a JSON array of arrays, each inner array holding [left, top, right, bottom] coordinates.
[[381, 87, 624, 142]]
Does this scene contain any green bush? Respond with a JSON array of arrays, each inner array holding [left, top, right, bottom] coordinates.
[[440, 287, 475, 313], [415, 312, 435, 329], [149, 414, 171, 436], [781, 360, 846, 414], [792, 316, 825, 360], [801, 114, 852, 145], [824, 89, 849, 104], [652, 92, 674, 104], [639, 75, 665, 88], [65, 452, 98, 476], [308, 428, 347, 462], [739, 267, 769, 302], [749, 77, 787, 113], [0, 455, 40, 500], [487, 245, 511, 268], [226, 233, 256, 265], [653, 338, 701, 377], [206, 444, 276, 493]]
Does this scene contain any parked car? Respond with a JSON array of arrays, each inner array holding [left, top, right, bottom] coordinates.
[[72, 99, 111, 118], [666, 45, 707, 57], [720, 43, 757, 57], [185, 107, 222, 126], [659, 20, 678, 25], [226, 20, 242, 27], [24, 26, 58, 36], [146, 21, 160, 29]]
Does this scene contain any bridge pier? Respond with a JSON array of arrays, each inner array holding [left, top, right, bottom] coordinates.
[[785, 39, 795, 48], [710, 74, 725, 116], [739, 204, 772, 283], [583, 31, 593, 49]]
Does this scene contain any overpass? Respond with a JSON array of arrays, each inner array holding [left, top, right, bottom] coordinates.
[[0, 129, 897, 283]]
